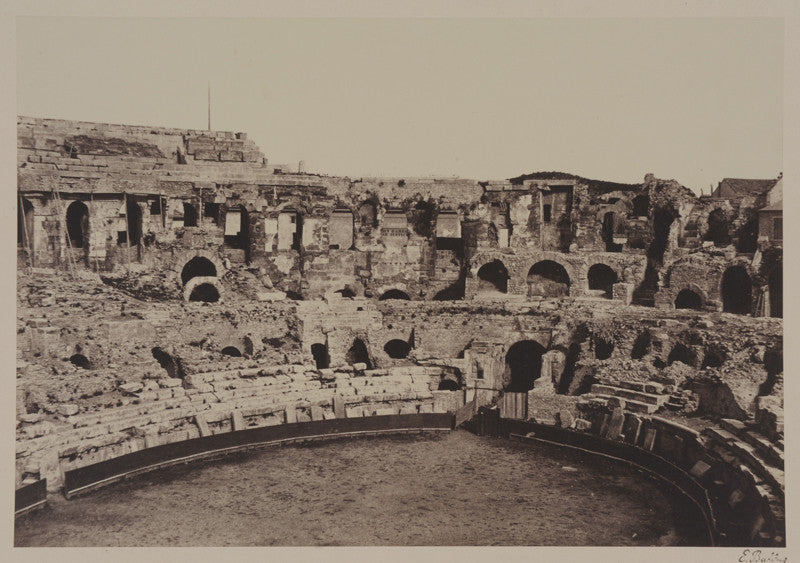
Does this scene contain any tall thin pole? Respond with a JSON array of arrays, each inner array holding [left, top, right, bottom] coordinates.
[[207, 82, 211, 131]]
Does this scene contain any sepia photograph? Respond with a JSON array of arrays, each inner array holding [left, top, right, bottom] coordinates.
[[9, 7, 789, 554]]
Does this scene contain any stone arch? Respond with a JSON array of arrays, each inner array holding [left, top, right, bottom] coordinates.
[[181, 256, 217, 286], [437, 368, 464, 391], [527, 260, 570, 298], [66, 200, 89, 248], [17, 197, 34, 250], [379, 289, 411, 301], [477, 259, 509, 293], [346, 338, 372, 368], [221, 346, 242, 357], [721, 266, 752, 315], [504, 340, 546, 392], [675, 288, 702, 310], [311, 343, 330, 369], [383, 339, 411, 359], [183, 276, 222, 303], [587, 263, 618, 299]]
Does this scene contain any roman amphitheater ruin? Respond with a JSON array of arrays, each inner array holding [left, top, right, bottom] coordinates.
[[14, 116, 784, 545]]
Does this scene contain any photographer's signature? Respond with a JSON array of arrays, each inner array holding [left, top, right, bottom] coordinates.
[[739, 549, 787, 563]]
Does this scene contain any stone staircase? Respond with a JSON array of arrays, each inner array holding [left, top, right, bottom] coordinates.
[[586, 380, 671, 414]]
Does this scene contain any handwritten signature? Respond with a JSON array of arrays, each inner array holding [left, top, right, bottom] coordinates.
[[739, 549, 787, 563]]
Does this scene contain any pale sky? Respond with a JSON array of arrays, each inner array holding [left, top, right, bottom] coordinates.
[[17, 17, 783, 193]]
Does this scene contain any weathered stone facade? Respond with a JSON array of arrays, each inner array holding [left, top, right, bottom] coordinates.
[[16, 116, 783, 544]]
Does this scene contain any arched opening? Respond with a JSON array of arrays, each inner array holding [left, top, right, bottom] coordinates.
[[383, 339, 411, 359], [69, 354, 92, 369], [769, 266, 782, 318], [379, 289, 410, 301], [189, 283, 220, 303], [668, 342, 697, 367], [721, 266, 752, 315], [357, 201, 378, 230], [221, 346, 242, 357], [346, 338, 372, 368], [151, 347, 183, 378], [504, 340, 546, 392], [594, 339, 615, 360], [602, 211, 622, 252], [631, 331, 652, 359], [17, 197, 34, 249], [183, 203, 198, 227], [311, 343, 330, 369], [438, 379, 461, 391], [243, 336, 255, 357], [477, 260, 509, 293], [675, 289, 702, 310], [125, 200, 143, 246], [527, 260, 570, 298], [587, 264, 618, 299], [181, 257, 217, 286], [66, 201, 89, 248], [704, 209, 730, 247], [632, 195, 649, 217]]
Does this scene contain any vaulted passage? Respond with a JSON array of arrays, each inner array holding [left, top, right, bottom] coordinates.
[[602, 212, 623, 252], [181, 257, 217, 286], [675, 289, 702, 310], [721, 266, 752, 315], [477, 260, 509, 293], [527, 260, 570, 298], [632, 195, 649, 217], [183, 203, 199, 227], [66, 201, 89, 248], [587, 264, 618, 299], [668, 342, 697, 367], [311, 343, 330, 369], [189, 283, 220, 303], [383, 339, 411, 359], [379, 289, 410, 301], [152, 347, 183, 378], [504, 340, 546, 392], [705, 209, 730, 247], [346, 338, 372, 368]]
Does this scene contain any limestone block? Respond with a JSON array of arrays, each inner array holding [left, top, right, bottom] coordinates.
[[284, 406, 297, 424], [310, 405, 325, 421], [352, 362, 368, 371], [345, 406, 364, 418], [575, 418, 592, 431], [231, 410, 246, 431], [119, 382, 143, 394], [296, 409, 311, 423]]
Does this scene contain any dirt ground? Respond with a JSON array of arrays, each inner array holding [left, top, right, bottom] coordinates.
[[15, 430, 708, 546]]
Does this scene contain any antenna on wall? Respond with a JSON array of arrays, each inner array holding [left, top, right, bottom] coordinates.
[[207, 82, 211, 131]]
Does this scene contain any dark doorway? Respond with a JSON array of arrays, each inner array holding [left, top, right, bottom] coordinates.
[[125, 200, 143, 246], [384, 339, 411, 359], [181, 257, 217, 286], [346, 338, 372, 368], [379, 289, 410, 301], [311, 343, 330, 369], [631, 331, 652, 359], [189, 283, 220, 302], [221, 346, 242, 357], [632, 195, 649, 217], [66, 201, 89, 248], [69, 354, 92, 369], [721, 266, 752, 315], [527, 260, 570, 298], [735, 219, 758, 253], [675, 289, 702, 310], [704, 209, 730, 246], [335, 287, 356, 298], [587, 264, 618, 299], [668, 343, 697, 367], [594, 339, 615, 360], [224, 205, 251, 260], [602, 211, 623, 252], [477, 260, 509, 293], [504, 340, 546, 392], [438, 379, 461, 391], [769, 265, 782, 318], [183, 203, 199, 227]]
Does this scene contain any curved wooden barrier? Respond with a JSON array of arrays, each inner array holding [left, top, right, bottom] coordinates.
[[63, 413, 454, 499]]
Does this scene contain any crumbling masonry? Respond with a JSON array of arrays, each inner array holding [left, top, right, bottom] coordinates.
[[16, 117, 784, 545]]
